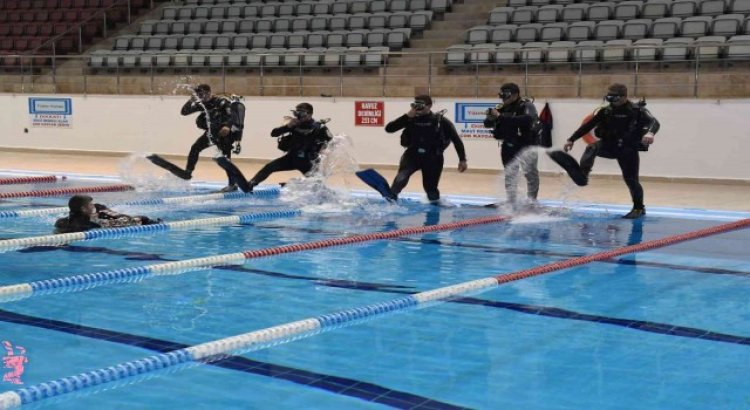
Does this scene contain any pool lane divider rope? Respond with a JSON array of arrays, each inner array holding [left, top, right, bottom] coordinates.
[[0, 186, 281, 219], [0, 208, 300, 252], [0, 175, 63, 185], [0, 184, 134, 199], [0, 216, 508, 303], [1, 218, 747, 409]]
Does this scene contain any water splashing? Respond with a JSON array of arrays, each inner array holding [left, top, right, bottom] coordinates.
[[118, 152, 192, 192]]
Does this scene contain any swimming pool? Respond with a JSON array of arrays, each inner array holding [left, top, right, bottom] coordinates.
[[0, 173, 749, 409]]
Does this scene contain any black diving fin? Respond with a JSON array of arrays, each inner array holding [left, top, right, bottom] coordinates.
[[146, 154, 192, 180], [547, 150, 588, 187], [355, 168, 397, 202]]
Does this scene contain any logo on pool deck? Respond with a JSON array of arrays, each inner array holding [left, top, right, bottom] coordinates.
[[2, 341, 28, 385]]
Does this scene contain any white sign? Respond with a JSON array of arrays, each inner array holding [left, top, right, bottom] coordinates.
[[454, 102, 495, 140], [28, 97, 73, 128]]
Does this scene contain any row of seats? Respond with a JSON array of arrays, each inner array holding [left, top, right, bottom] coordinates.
[[507, 0, 739, 6], [141, 12, 432, 35], [0, 0, 132, 8], [89, 46, 389, 68], [468, 14, 750, 44], [176, 0, 452, 14], [0, 21, 106, 38], [489, 0, 750, 26], [161, 0, 445, 20], [0, 7, 129, 23], [445, 34, 750, 64], [113, 29, 412, 51]]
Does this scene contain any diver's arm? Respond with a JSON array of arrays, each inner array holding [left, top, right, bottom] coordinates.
[[443, 118, 467, 162], [385, 114, 410, 133]]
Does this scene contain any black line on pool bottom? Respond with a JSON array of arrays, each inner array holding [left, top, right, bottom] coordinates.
[[0, 309, 468, 410]]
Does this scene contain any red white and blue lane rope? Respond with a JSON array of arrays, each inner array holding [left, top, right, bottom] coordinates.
[[0, 207, 299, 252], [0, 218, 747, 409], [0, 216, 508, 303], [0, 184, 134, 199], [0, 175, 62, 185], [0, 186, 280, 219]]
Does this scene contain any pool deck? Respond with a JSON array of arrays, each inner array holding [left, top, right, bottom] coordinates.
[[1, 150, 749, 212]]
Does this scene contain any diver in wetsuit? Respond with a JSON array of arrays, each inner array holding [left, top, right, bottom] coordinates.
[[245, 102, 333, 190], [54, 195, 161, 234], [483, 82, 540, 205], [563, 83, 660, 219], [385, 95, 468, 203]]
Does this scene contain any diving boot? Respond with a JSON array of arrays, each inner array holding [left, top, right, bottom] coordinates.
[[622, 208, 646, 219]]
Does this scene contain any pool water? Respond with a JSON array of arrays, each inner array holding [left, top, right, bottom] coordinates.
[[0, 178, 749, 409]]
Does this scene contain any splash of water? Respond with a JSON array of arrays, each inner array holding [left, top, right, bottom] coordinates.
[[118, 152, 192, 192]]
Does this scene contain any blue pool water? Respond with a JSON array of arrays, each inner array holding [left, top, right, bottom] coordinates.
[[0, 176, 748, 409]]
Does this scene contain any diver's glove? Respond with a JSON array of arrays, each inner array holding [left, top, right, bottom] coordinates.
[[233, 142, 242, 154]]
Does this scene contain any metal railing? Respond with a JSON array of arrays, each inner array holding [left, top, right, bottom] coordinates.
[[1, 45, 748, 98]]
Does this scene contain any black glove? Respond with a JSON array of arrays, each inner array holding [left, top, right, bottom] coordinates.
[[233, 142, 242, 155]]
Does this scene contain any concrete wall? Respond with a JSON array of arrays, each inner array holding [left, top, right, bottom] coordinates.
[[1, 94, 748, 181]]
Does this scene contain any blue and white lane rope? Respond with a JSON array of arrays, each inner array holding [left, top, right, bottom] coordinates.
[[0, 278, 496, 409], [0, 187, 280, 219], [0, 208, 300, 253]]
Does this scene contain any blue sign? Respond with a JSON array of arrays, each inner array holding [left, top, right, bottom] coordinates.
[[28, 98, 72, 115], [454, 102, 496, 123]]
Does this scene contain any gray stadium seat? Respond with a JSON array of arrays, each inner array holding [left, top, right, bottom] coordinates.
[[197, 35, 215, 50], [622, 19, 652, 40], [284, 48, 306, 66], [227, 49, 247, 67], [594, 20, 624, 41], [274, 18, 292, 33], [154, 21, 171, 35], [146, 35, 165, 51], [530, 0, 552, 6], [410, 11, 433, 31], [312, 3, 330, 15], [601, 39, 632, 61], [250, 33, 268, 49], [445, 44, 470, 65], [173, 52, 190, 67], [287, 33, 307, 48], [496, 42, 522, 63], [130, 36, 147, 51], [515, 23, 542, 43], [209, 6, 225, 19], [139, 20, 156, 35], [278, 3, 295, 16], [327, 32, 346, 48], [291, 17, 310, 32], [243, 5, 260, 18], [164, 36, 180, 50], [387, 28, 410, 49], [310, 16, 330, 31], [662, 37, 693, 60], [520, 41, 548, 63], [369, 0, 388, 13], [491, 25, 517, 43], [489, 7, 514, 25], [389, 0, 407, 12], [323, 47, 347, 66], [162, 7, 179, 20], [347, 14, 368, 30], [204, 21, 221, 35], [547, 40, 575, 62], [171, 21, 187, 35], [431, 0, 452, 14], [670, 0, 698, 18], [244, 50, 264, 67], [238, 20, 254, 34], [555, 0, 574, 5], [537, 5, 563, 23], [351, 1, 369, 14], [296, 2, 313, 16], [730, 0, 750, 13], [181, 35, 200, 50], [255, 19, 273, 33], [89, 50, 109, 68], [232, 35, 250, 49], [260, 4, 277, 18], [561, 4, 589, 22], [343, 46, 365, 66], [187, 21, 205, 35], [409, 0, 428, 11], [268, 33, 287, 49], [467, 26, 492, 45], [368, 13, 388, 29], [699, 0, 726, 16], [567, 21, 596, 41], [632, 38, 662, 60], [227, 6, 241, 19], [681, 16, 713, 37], [194, 7, 210, 20], [587, 2, 615, 21], [469, 43, 496, 64], [303, 47, 325, 66], [726, 34, 750, 57], [104, 54, 121, 68], [307, 31, 327, 48], [641, 0, 671, 19], [113, 35, 133, 51], [540, 22, 568, 42], [712, 14, 743, 36], [511, 6, 538, 24], [614, 1, 643, 20], [346, 31, 366, 47], [264, 50, 283, 67], [650, 17, 681, 39], [388, 12, 409, 29], [695, 36, 726, 60], [366, 29, 387, 47], [208, 50, 227, 68], [221, 20, 238, 34], [329, 15, 347, 31], [508, 0, 527, 6], [121, 50, 140, 68]]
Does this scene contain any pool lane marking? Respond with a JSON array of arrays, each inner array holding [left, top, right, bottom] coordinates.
[[0, 175, 61, 185], [0, 208, 300, 253], [0, 186, 281, 219], [1, 218, 748, 409], [0, 184, 134, 199]]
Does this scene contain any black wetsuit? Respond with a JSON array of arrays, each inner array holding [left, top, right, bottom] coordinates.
[[386, 112, 466, 202], [181, 96, 242, 184], [568, 101, 660, 210], [54, 215, 101, 233], [249, 119, 333, 186], [484, 99, 539, 202]]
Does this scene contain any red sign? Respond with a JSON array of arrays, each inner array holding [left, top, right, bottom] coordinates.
[[354, 101, 384, 126]]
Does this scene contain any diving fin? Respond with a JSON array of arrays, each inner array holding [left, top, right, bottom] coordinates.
[[214, 157, 253, 193], [146, 154, 192, 180], [547, 150, 588, 186], [355, 168, 397, 202]]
